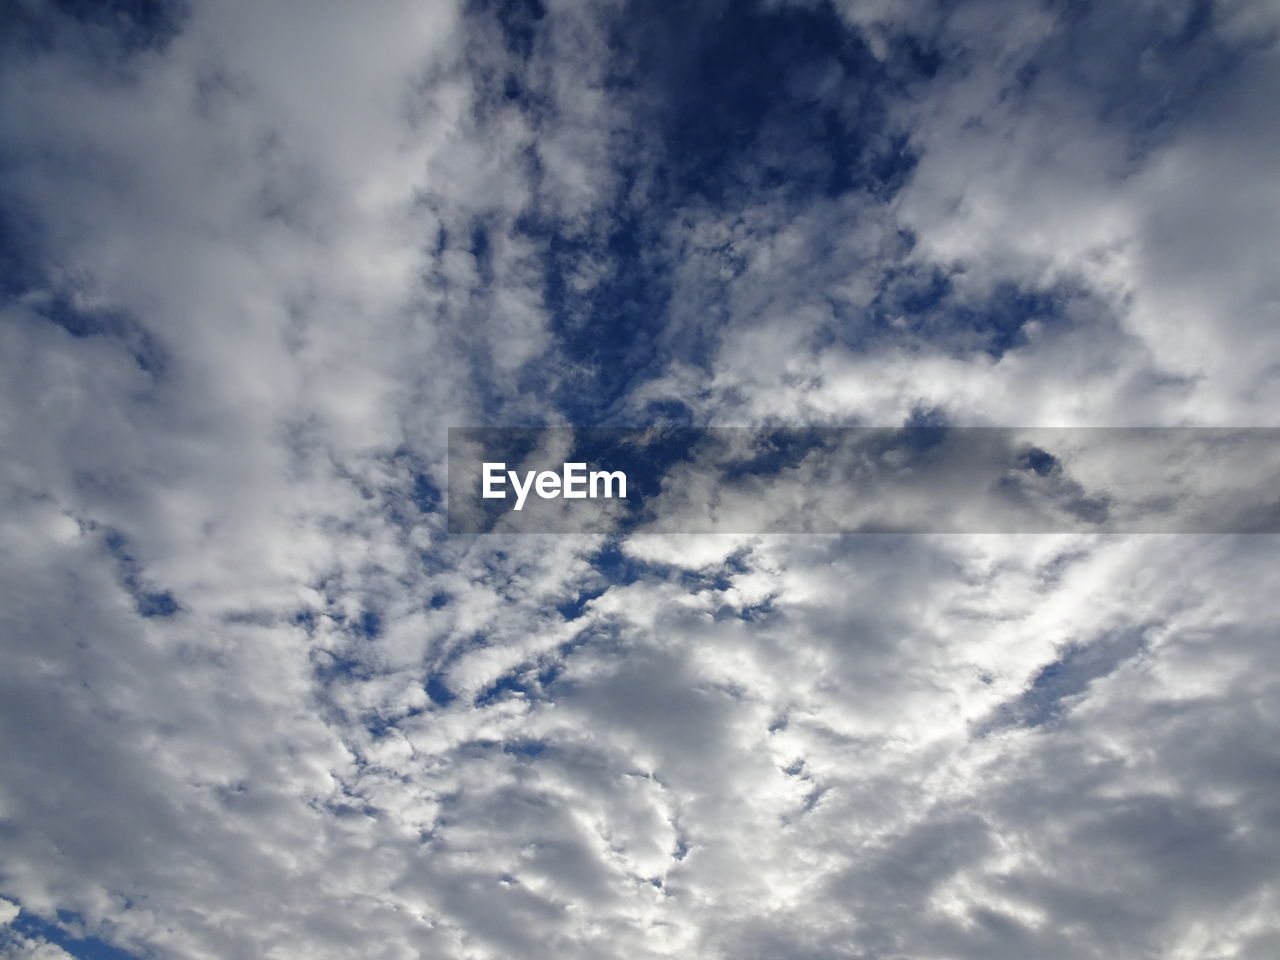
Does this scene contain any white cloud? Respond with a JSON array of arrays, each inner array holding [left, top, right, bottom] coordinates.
[[0, 939, 75, 960], [1, 1, 1278, 958]]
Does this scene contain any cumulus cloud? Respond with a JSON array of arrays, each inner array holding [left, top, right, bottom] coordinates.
[[1, 0, 1278, 958]]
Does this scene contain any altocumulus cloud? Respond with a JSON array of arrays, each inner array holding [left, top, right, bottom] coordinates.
[[2, 0, 1280, 958]]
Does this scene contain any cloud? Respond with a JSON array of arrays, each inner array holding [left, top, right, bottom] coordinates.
[[2, 0, 1279, 958]]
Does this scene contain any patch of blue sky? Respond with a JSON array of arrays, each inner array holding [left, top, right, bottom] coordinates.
[[102, 530, 181, 620], [0, 200, 168, 377], [425, 670, 458, 706], [985, 629, 1151, 732], [473, 672, 531, 706], [475, 0, 931, 424], [35, 0, 186, 55], [859, 264, 1076, 360], [7, 909, 141, 960]]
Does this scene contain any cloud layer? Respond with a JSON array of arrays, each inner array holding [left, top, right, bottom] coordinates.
[[2, 1, 1279, 957]]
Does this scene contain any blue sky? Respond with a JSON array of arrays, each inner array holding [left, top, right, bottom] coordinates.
[[2, 0, 1280, 958]]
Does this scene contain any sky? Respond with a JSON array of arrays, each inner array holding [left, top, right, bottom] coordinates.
[[1, 0, 1279, 958]]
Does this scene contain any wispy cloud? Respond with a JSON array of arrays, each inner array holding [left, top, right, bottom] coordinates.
[[2, 1, 1279, 957]]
